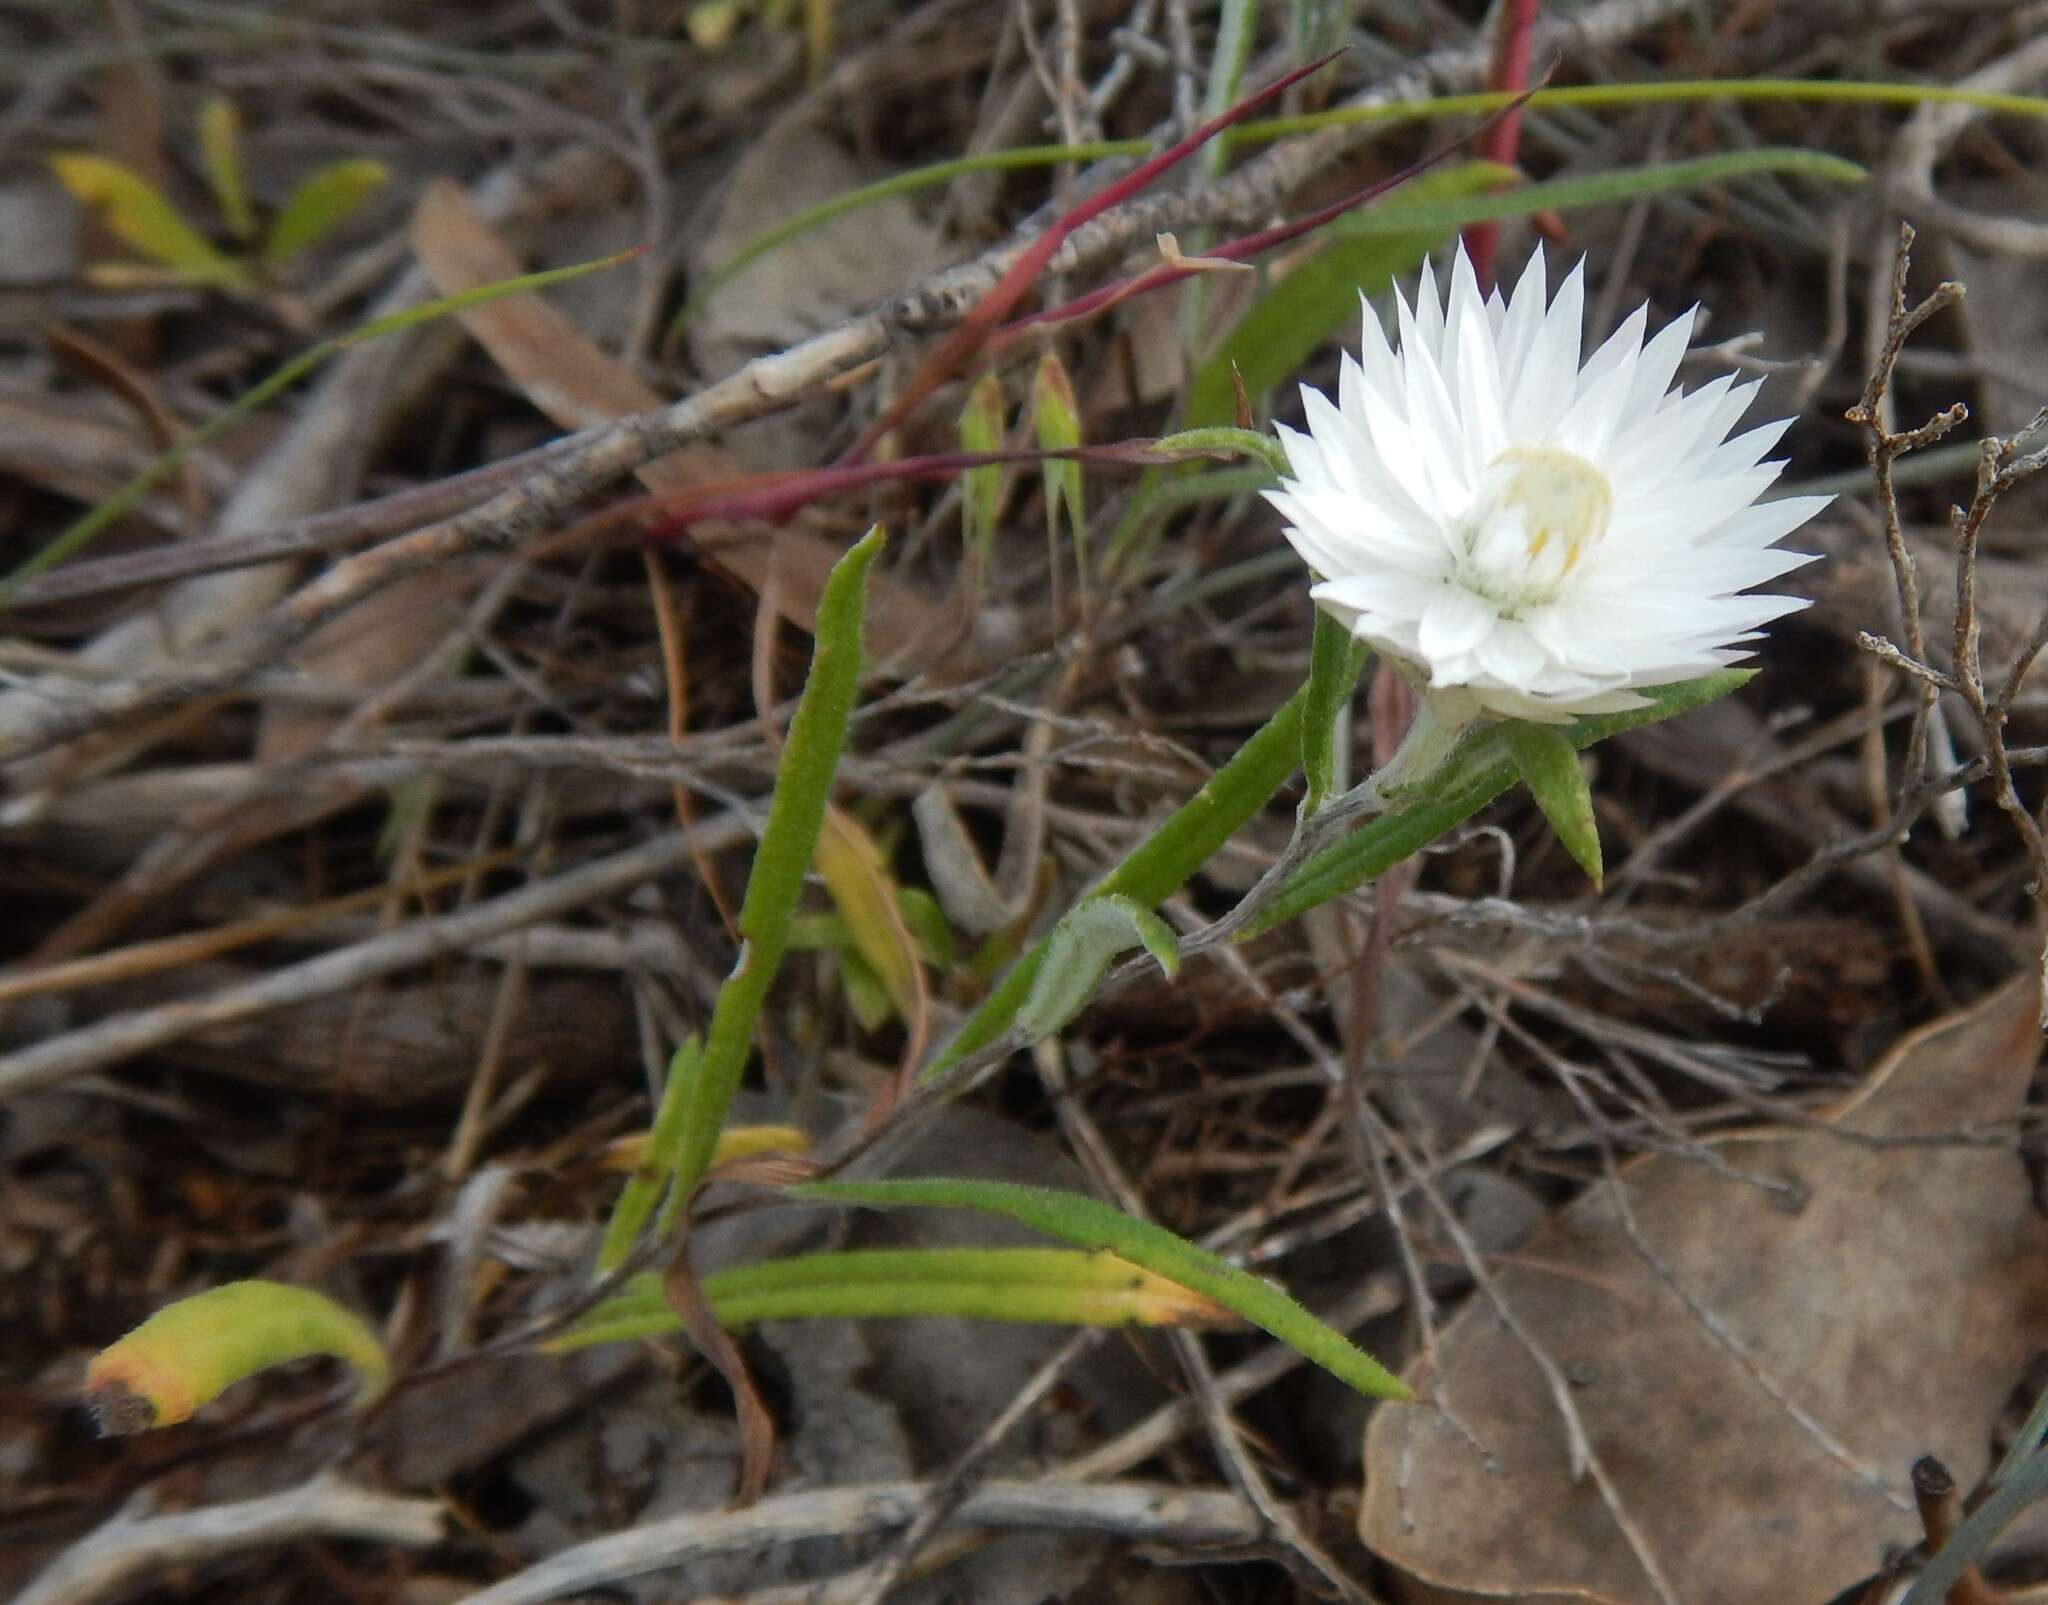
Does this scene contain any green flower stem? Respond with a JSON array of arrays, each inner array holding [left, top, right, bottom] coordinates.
[[1251, 672, 1752, 931]]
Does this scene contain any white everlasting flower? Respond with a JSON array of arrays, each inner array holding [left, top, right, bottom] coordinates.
[[1268, 247, 1827, 724]]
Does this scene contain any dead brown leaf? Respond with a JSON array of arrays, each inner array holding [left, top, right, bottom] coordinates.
[[1361, 974, 2048, 1605], [408, 178, 950, 665]]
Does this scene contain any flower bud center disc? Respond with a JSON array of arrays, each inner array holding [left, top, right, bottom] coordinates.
[[1461, 445, 1613, 609]]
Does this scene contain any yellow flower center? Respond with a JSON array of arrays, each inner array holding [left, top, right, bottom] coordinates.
[[1462, 445, 1614, 608]]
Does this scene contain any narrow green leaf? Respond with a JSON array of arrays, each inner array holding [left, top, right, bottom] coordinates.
[[1018, 893, 1180, 1041], [671, 527, 885, 1197], [548, 1247, 1239, 1350], [1504, 722, 1602, 887], [2, 246, 639, 597], [926, 680, 1310, 1077], [49, 153, 246, 286], [797, 1179, 1411, 1400], [1302, 608, 1367, 815], [1251, 671, 1754, 931], [597, 1035, 703, 1272], [84, 1280, 388, 1434], [1032, 352, 1086, 575], [1183, 161, 1512, 429], [262, 157, 389, 268], [198, 95, 256, 240], [958, 369, 1005, 566]]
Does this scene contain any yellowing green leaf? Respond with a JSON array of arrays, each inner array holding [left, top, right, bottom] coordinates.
[[604, 1121, 810, 1174], [50, 153, 246, 287], [803, 0, 834, 79], [84, 1281, 388, 1434], [263, 157, 389, 268], [815, 807, 919, 1019], [199, 95, 256, 240], [687, 0, 740, 48], [799, 1179, 1411, 1400], [547, 1247, 1243, 1351]]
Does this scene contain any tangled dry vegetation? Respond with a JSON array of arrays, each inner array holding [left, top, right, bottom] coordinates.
[[8, 2, 2048, 1602]]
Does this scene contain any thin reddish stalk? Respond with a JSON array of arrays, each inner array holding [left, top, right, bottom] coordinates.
[[991, 93, 1532, 347], [1462, 0, 1541, 286], [836, 50, 1343, 467], [637, 441, 1213, 543]]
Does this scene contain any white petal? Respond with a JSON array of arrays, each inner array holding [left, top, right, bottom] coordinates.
[[1473, 620, 1548, 687], [1495, 248, 1550, 388], [1418, 586, 1499, 665], [1413, 253, 1447, 356], [1698, 416, 1795, 477], [1507, 256, 1585, 438], [1314, 570, 1447, 620], [1620, 306, 1695, 419], [1577, 303, 1647, 399], [1350, 302, 1402, 408]]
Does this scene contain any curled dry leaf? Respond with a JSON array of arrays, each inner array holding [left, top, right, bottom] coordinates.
[[409, 178, 950, 667], [1361, 974, 2048, 1605]]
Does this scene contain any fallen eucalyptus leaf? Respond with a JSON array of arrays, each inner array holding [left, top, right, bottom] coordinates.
[[1360, 976, 2048, 1605]]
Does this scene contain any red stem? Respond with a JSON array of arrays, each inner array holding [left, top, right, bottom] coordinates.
[[637, 440, 1213, 542], [1462, 0, 1541, 288], [837, 50, 1344, 466], [991, 92, 1532, 348]]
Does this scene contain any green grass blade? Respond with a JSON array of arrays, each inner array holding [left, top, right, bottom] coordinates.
[[2, 245, 641, 599], [683, 73, 1955, 323], [925, 679, 1311, 1078], [671, 527, 885, 1197], [1251, 671, 1753, 932], [797, 1178, 1411, 1400], [1241, 78, 2048, 145]]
